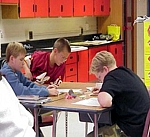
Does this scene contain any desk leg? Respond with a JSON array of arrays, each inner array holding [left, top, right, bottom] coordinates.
[[34, 108, 39, 137], [85, 122, 88, 137], [65, 111, 68, 137], [52, 110, 58, 137], [94, 114, 98, 137]]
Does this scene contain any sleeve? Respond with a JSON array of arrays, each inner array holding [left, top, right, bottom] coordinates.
[[4, 70, 49, 97], [18, 103, 34, 127]]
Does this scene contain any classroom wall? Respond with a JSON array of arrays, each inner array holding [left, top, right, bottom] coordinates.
[[0, 6, 97, 44]]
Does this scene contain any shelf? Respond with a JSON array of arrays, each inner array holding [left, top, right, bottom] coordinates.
[[1, 4, 19, 19]]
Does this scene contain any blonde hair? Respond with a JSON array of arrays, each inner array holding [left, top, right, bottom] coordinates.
[[53, 38, 71, 53], [90, 51, 116, 74], [6, 42, 26, 62]]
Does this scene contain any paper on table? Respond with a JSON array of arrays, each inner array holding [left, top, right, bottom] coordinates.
[[86, 87, 94, 91], [86, 83, 103, 92], [73, 98, 100, 107], [57, 89, 82, 93]]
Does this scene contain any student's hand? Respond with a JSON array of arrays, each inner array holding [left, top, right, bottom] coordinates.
[[47, 84, 58, 89], [47, 88, 59, 96], [25, 71, 33, 80], [23, 60, 33, 80], [91, 87, 100, 95]]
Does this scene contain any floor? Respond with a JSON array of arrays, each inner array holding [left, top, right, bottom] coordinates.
[[40, 111, 94, 137]]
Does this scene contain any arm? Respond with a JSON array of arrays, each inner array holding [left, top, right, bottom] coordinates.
[[98, 92, 112, 107], [5, 70, 49, 97], [23, 56, 33, 80]]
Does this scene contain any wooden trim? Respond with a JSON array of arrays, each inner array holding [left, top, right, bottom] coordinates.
[[132, 0, 137, 73]]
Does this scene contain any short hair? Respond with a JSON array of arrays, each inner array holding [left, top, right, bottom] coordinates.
[[6, 42, 26, 62], [53, 38, 71, 53], [90, 51, 116, 74]]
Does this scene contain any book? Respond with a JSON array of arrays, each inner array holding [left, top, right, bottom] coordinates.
[[17, 95, 51, 104]]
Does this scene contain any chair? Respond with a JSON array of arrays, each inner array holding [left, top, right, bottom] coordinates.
[[39, 115, 53, 127], [0, 58, 6, 69], [142, 109, 150, 137]]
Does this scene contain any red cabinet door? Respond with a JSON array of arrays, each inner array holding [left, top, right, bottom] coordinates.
[[78, 50, 89, 82], [103, 0, 110, 16], [108, 43, 123, 67], [1, 0, 18, 3], [89, 46, 107, 82], [93, 0, 103, 16], [65, 75, 77, 82], [61, 0, 73, 16], [20, 0, 34, 18], [20, 0, 48, 18], [93, 0, 110, 16], [49, 0, 61, 16], [35, 0, 48, 17], [74, 0, 93, 16], [49, 0, 73, 17], [65, 52, 78, 82]]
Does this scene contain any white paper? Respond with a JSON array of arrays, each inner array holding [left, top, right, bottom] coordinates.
[[57, 89, 82, 93], [86, 87, 94, 91], [73, 98, 100, 107], [86, 83, 103, 92]]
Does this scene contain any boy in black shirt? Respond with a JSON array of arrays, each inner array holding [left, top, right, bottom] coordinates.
[[88, 51, 150, 137]]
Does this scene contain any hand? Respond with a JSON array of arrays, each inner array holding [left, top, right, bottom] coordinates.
[[23, 61, 33, 80], [54, 78, 62, 86], [47, 88, 59, 96], [47, 84, 58, 89], [25, 71, 33, 80], [91, 87, 100, 95]]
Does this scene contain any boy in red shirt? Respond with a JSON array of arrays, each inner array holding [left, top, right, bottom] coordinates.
[[24, 38, 71, 85]]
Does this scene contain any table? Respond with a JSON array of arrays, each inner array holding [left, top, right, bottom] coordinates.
[[42, 82, 113, 137]]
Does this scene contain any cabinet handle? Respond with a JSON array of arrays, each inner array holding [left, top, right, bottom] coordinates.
[[77, 54, 79, 62], [33, 4, 34, 12], [35, 5, 37, 12], [115, 48, 117, 54], [70, 68, 73, 71], [70, 56, 73, 59], [61, 5, 63, 12], [83, 5, 85, 12], [101, 5, 104, 12]]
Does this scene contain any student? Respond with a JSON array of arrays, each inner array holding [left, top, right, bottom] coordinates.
[[87, 51, 150, 137], [0, 42, 58, 97], [0, 42, 58, 131], [0, 72, 35, 137], [24, 38, 71, 84]]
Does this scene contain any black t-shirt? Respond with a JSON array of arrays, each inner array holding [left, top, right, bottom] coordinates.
[[100, 66, 150, 137]]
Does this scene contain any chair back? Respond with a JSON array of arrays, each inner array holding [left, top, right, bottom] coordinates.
[[0, 58, 6, 69], [142, 109, 150, 137]]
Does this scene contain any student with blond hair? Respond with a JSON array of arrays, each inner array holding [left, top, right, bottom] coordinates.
[[1, 42, 58, 96], [87, 51, 150, 137], [0, 42, 59, 136]]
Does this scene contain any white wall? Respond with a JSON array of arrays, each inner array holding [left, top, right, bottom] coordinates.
[[0, 6, 97, 43], [136, 0, 147, 78]]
